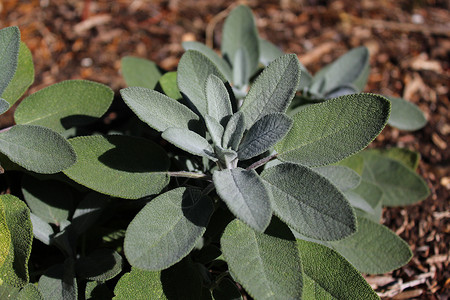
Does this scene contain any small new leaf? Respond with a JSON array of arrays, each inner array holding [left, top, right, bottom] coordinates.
[[387, 96, 427, 131], [222, 111, 245, 150], [121, 56, 162, 89], [206, 74, 233, 125]]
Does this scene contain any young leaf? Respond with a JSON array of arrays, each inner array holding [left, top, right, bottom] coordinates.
[[0, 125, 76, 174], [233, 47, 251, 88], [21, 175, 74, 225], [124, 188, 213, 270], [387, 96, 427, 131], [63, 135, 169, 199], [212, 278, 243, 300], [114, 268, 165, 300], [276, 93, 390, 167], [327, 216, 412, 274], [238, 113, 292, 160], [182, 41, 233, 82], [2, 42, 34, 106], [204, 115, 224, 146], [75, 248, 123, 281], [0, 98, 9, 115], [360, 151, 429, 206], [222, 111, 245, 150], [261, 163, 356, 241], [177, 50, 226, 116], [312, 165, 361, 192], [297, 239, 379, 300], [38, 259, 77, 300], [221, 5, 259, 75], [29, 213, 54, 245], [17, 283, 44, 300], [121, 56, 162, 89], [221, 219, 302, 299], [240, 54, 301, 129], [309, 46, 370, 95], [258, 38, 283, 66], [0, 195, 33, 288], [365, 147, 420, 170], [120, 86, 201, 132], [0, 26, 20, 97], [213, 168, 272, 232], [14, 80, 114, 133], [206, 74, 233, 125], [71, 192, 109, 235], [162, 127, 217, 161], [159, 71, 182, 100]]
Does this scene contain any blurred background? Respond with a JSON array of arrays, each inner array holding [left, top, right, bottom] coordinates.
[[1, 0, 449, 298]]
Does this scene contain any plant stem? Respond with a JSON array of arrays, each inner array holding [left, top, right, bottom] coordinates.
[[246, 153, 278, 170], [168, 171, 211, 181]]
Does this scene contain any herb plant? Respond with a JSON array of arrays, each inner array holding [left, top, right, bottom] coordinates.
[[0, 5, 430, 299]]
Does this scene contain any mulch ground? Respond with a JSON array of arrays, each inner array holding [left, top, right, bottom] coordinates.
[[1, 0, 448, 299]]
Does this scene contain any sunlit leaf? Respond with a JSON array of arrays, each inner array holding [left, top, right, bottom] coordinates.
[[121, 56, 162, 89]]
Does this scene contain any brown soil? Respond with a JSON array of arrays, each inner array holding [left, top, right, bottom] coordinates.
[[1, 0, 448, 298]]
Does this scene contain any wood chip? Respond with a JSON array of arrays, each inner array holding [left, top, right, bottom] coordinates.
[[74, 15, 112, 35]]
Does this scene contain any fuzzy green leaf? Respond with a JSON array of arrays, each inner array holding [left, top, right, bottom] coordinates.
[[29, 213, 54, 245], [297, 239, 379, 300], [240, 54, 301, 129], [0, 284, 20, 299], [182, 41, 232, 82], [360, 151, 429, 206], [0, 199, 11, 269], [162, 127, 217, 161], [15, 80, 114, 133], [76, 249, 122, 281], [238, 113, 292, 160], [221, 219, 302, 299], [310, 46, 370, 96], [38, 260, 77, 300], [121, 56, 162, 89], [178, 50, 226, 116], [258, 38, 283, 66], [312, 165, 361, 192], [261, 163, 356, 241], [206, 74, 233, 125], [120, 86, 201, 132], [222, 111, 245, 150], [21, 175, 74, 225], [233, 47, 251, 88], [2, 42, 34, 106], [222, 5, 259, 75], [276, 94, 390, 166], [0, 26, 20, 97], [124, 188, 213, 270], [365, 148, 420, 170], [159, 71, 182, 100], [0, 98, 10, 115], [205, 115, 224, 146], [0, 195, 33, 288], [71, 192, 109, 235], [349, 180, 383, 222], [63, 135, 169, 199], [387, 96, 427, 131], [0, 125, 76, 174], [328, 216, 412, 274], [213, 168, 272, 232], [17, 283, 44, 300], [114, 268, 166, 300]]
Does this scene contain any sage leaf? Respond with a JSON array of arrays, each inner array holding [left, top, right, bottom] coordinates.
[[276, 93, 390, 166], [238, 113, 292, 160], [221, 219, 302, 299], [178, 50, 226, 116], [75, 248, 122, 281], [2, 42, 34, 106], [233, 47, 251, 88], [17, 283, 44, 300], [15, 80, 114, 133], [0, 195, 33, 288], [0, 98, 9, 115], [360, 151, 429, 206], [343, 191, 375, 215], [213, 168, 272, 232], [162, 127, 217, 161], [212, 278, 243, 300], [63, 135, 169, 199], [38, 259, 77, 300], [121, 56, 162, 89], [221, 5, 259, 75], [85, 281, 113, 300], [258, 38, 283, 66], [240, 54, 301, 129], [120, 86, 201, 132], [387, 96, 427, 131], [328, 216, 412, 274], [124, 188, 213, 270], [114, 268, 166, 300], [21, 175, 74, 225], [312, 165, 361, 192], [261, 163, 356, 241], [182, 41, 232, 82], [159, 71, 182, 100], [29, 213, 54, 245], [222, 111, 245, 150], [350, 179, 383, 222], [204, 114, 224, 146], [71, 192, 109, 235], [0, 198, 11, 269], [297, 239, 379, 300], [0, 26, 20, 96], [159, 258, 203, 299], [206, 74, 233, 125], [0, 284, 20, 299], [365, 147, 420, 170]]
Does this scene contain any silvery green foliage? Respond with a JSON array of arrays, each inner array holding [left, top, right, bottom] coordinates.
[[0, 4, 430, 299]]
